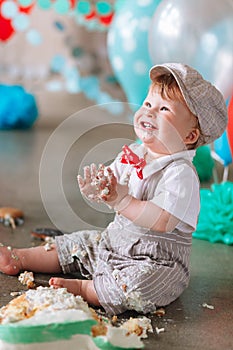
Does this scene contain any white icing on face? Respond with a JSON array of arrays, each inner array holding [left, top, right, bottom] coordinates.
[[141, 129, 155, 141]]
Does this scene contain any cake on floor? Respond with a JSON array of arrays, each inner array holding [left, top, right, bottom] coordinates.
[[0, 286, 152, 350]]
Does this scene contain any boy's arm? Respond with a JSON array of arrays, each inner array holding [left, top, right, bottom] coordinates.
[[115, 195, 180, 233], [77, 164, 179, 232], [105, 181, 179, 233]]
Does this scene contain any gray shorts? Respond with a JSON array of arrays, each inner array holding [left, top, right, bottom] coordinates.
[[55, 216, 191, 315]]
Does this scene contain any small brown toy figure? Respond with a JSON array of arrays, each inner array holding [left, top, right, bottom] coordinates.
[[0, 207, 24, 229]]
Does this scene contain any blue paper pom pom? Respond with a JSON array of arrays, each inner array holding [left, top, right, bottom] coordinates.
[[0, 84, 38, 130]]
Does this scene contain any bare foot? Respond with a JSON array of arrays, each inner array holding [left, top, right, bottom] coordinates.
[[0, 246, 22, 275], [49, 277, 100, 306], [49, 277, 82, 295]]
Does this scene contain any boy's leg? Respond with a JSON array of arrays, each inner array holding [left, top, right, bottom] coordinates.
[[0, 245, 61, 275]]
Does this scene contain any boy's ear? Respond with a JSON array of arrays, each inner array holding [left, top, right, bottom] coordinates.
[[185, 128, 200, 145]]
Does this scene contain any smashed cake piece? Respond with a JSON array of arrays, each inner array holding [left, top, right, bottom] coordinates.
[[0, 293, 35, 324], [18, 271, 35, 289], [0, 287, 94, 328], [121, 316, 153, 338], [0, 287, 150, 349]]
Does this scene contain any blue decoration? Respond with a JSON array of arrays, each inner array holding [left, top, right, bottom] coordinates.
[[50, 54, 66, 73], [26, 29, 42, 45], [0, 85, 38, 130], [38, 0, 52, 10], [54, 20, 65, 31], [76, 0, 91, 15], [214, 131, 232, 167], [79, 75, 124, 114], [96, 1, 112, 15]]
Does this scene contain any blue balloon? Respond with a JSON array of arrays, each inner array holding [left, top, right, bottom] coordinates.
[[0, 85, 38, 130], [214, 130, 232, 166], [107, 0, 162, 107]]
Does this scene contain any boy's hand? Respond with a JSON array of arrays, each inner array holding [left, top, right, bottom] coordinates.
[[104, 182, 130, 210], [77, 164, 117, 202], [77, 164, 131, 211]]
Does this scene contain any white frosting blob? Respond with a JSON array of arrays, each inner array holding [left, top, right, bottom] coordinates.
[[106, 327, 143, 348], [17, 309, 91, 325]]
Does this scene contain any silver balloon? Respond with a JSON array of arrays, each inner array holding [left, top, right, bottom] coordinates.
[[148, 0, 233, 98]]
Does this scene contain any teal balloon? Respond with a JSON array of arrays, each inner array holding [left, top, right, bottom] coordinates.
[[107, 0, 162, 107]]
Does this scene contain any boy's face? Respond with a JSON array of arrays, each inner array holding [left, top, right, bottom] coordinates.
[[134, 86, 199, 156]]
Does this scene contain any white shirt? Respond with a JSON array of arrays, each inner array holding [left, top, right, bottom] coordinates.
[[110, 142, 200, 231]]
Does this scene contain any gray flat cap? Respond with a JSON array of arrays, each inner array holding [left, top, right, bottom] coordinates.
[[150, 63, 228, 144]]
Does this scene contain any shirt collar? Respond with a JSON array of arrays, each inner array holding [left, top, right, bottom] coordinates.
[[129, 143, 196, 179]]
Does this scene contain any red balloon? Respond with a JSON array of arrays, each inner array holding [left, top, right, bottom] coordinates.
[[0, 15, 15, 41], [227, 94, 233, 156]]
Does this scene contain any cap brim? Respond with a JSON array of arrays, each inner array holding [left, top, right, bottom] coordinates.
[[149, 65, 173, 81]]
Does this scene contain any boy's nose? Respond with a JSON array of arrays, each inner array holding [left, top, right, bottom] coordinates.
[[145, 109, 156, 118]]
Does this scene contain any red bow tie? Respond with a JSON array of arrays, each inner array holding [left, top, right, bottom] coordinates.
[[120, 145, 146, 179]]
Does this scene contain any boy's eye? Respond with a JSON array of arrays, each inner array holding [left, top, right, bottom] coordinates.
[[160, 106, 169, 111], [144, 101, 152, 108]]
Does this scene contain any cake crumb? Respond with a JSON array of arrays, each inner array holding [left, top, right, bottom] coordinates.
[[155, 326, 165, 334], [43, 237, 54, 251], [91, 318, 108, 337], [202, 303, 214, 310], [10, 291, 22, 297], [18, 271, 35, 289], [154, 308, 165, 317], [122, 284, 127, 292], [111, 315, 118, 324]]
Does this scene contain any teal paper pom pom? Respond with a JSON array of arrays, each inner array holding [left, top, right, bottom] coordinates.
[[193, 182, 233, 245], [0, 84, 38, 130]]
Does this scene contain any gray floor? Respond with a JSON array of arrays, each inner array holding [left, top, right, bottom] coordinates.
[[0, 97, 233, 349]]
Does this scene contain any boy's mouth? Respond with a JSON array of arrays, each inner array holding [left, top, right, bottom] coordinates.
[[140, 121, 157, 131]]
